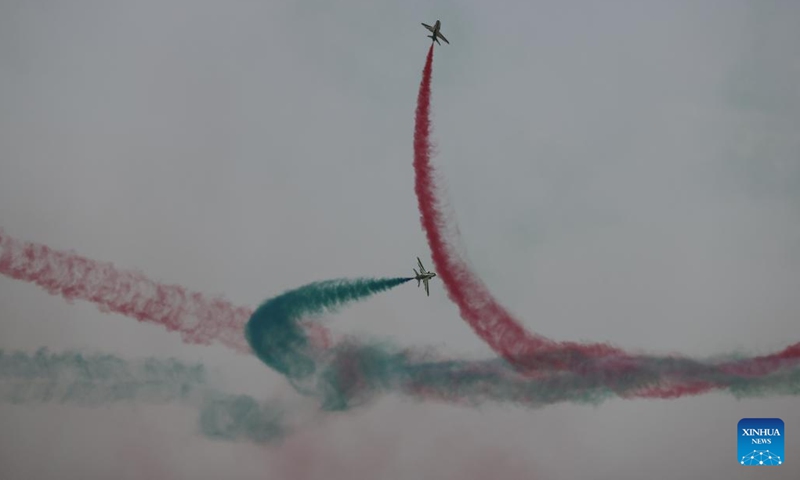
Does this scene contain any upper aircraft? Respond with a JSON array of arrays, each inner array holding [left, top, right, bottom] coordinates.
[[421, 20, 449, 45], [413, 257, 437, 296]]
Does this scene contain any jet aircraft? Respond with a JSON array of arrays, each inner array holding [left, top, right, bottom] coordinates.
[[421, 20, 449, 45], [413, 257, 437, 296]]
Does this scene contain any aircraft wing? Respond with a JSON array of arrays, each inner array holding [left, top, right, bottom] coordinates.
[[417, 257, 427, 274], [423, 278, 430, 296], [422, 23, 434, 32], [436, 32, 450, 44]]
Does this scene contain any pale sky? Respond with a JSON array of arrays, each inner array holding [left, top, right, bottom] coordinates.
[[1, 1, 799, 479]]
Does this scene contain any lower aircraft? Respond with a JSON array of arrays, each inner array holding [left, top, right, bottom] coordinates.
[[413, 257, 437, 296], [421, 20, 449, 45]]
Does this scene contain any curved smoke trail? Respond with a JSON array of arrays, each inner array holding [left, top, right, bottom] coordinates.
[[243, 277, 800, 415], [411, 44, 800, 397], [411, 45, 614, 370], [245, 277, 412, 381]]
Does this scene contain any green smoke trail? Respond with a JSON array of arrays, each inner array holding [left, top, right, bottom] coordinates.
[[245, 279, 800, 415], [5, 327, 798, 448], [245, 277, 412, 382], [0, 348, 287, 444], [0, 348, 204, 405]]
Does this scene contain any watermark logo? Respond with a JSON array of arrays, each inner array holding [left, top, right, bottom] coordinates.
[[738, 418, 784, 466]]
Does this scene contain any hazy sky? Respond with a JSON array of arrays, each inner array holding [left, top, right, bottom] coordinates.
[[1, 1, 799, 479]]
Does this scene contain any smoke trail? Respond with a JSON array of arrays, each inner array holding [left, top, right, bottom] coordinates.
[[412, 45, 624, 372], [410, 44, 800, 392], [0, 348, 204, 405], [4, 342, 798, 451], [0, 348, 286, 444], [8, 336, 800, 448], [0, 228, 253, 354], [245, 277, 411, 387], [3, 272, 798, 446], [243, 278, 800, 414], [1, 43, 797, 433]]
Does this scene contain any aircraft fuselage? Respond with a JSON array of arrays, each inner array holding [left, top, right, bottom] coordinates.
[[413, 257, 436, 296], [415, 272, 436, 284], [422, 20, 448, 45]]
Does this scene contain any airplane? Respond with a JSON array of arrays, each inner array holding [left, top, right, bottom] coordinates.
[[421, 20, 449, 45], [413, 257, 437, 296]]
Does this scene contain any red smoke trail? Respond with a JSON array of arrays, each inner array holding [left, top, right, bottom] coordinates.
[[413, 45, 624, 372], [0, 228, 335, 354], [411, 45, 800, 389], [0, 228, 253, 354]]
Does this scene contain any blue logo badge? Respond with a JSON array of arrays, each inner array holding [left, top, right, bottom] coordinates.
[[738, 418, 784, 466]]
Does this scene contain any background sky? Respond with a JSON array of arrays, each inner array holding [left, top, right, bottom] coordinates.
[[1, 1, 799, 479]]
